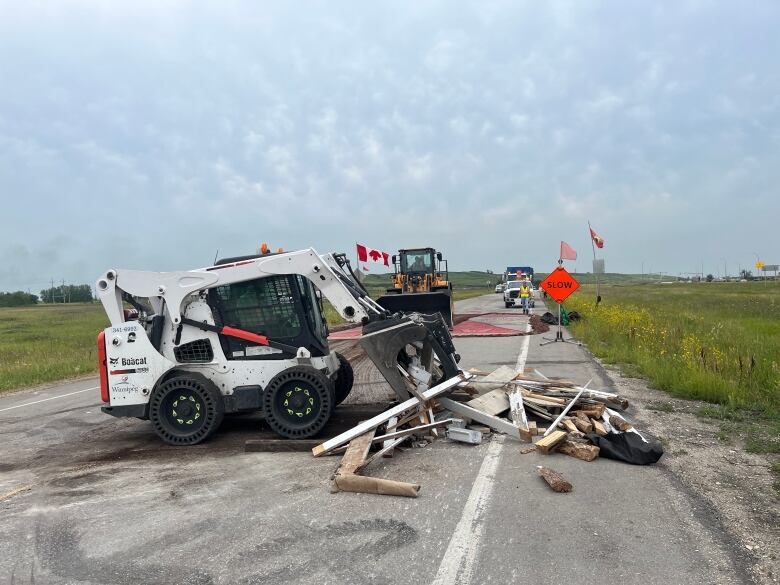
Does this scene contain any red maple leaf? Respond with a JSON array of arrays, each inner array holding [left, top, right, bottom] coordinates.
[[369, 249, 382, 262]]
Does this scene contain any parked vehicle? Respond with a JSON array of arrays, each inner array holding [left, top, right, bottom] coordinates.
[[503, 280, 535, 310]]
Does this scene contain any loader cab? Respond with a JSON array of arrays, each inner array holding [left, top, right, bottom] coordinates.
[[207, 266, 329, 360], [399, 249, 435, 275]]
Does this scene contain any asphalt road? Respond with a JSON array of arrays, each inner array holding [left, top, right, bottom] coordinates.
[[0, 294, 749, 585]]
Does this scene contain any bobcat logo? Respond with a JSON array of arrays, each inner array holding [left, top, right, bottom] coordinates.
[[109, 357, 119, 366]]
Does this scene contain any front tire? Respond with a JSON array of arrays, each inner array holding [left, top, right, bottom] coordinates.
[[333, 353, 354, 406], [263, 366, 334, 439], [505, 301, 511, 308], [149, 375, 225, 446]]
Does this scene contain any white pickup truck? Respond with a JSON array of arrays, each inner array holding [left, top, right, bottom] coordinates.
[[503, 281, 535, 309]]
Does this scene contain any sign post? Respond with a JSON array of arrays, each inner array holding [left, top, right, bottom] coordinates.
[[539, 263, 581, 346]]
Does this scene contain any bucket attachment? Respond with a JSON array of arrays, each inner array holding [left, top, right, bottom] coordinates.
[[376, 291, 454, 328], [359, 312, 460, 402]]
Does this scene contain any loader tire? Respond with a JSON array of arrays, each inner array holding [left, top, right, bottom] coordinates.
[[333, 352, 354, 406], [149, 374, 224, 446], [263, 366, 334, 439]]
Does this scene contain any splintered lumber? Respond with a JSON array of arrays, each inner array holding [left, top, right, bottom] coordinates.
[[313, 372, 470, 456], [561, 419, 579, 433], [528, 421, 538, 436], [330, 429, 376, 493], [571, 404, 606, 419], [467, 388, 510, 416], [609, 414, 632, 432], [542, 385, 587, 438], [333, 474, 420, 498], [469, 365, 521, 394], [521, 390, 567, 405], [520, 446, 536, 455], [383, 415, 398, 458], [537, 466, 572, 493], [535, 430, 567, 454], [558, 440, 600, 462], [572, 415, 593, 434], [508, 388, 528, 429], [438, 397, 521, 439], [593, 420, 607, 436]]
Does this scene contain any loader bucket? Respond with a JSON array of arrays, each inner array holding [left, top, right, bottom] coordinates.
[[376, 291, 454, 328], [359, 312, 460, 402]]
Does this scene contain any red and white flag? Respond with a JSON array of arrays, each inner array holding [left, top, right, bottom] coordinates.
[[589, 226, 604, 249], [560, 241, 577, 261], [356, 243, 390, 271]]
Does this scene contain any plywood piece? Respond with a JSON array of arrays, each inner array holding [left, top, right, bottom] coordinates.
[[468, 388, 510, 416], [535, 430, 567, 454]]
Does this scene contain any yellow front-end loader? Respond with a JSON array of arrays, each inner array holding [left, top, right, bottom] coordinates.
[[376, 247, 454, 327]]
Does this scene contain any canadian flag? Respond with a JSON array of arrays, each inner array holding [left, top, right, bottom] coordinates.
[[589, 226, 604, 249], [356, 243, 390, 271]]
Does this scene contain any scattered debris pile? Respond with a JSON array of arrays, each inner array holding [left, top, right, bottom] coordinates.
[[312, 365, 662, 498]]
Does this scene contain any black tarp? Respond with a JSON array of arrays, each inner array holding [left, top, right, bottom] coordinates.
[[586, 431, 664, 465]]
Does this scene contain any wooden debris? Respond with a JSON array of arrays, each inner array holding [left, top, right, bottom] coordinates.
[[334, 475, 420, 498], [520, 446, 536, 455], [572, 415, 593, 434], [537, 466, 572, 493], [438, 397, 522, 439], [571, 404, 605, 419], [558, 440, 600, 462], [561, 419, 578, 433], [467, 425, 491, 435], [508, 388, 529, 429], [592, 420, 607, 436], [535, 430, 567, 454], [330, 429, 376, 493], [383, 415, 398, 458], [467, 388, 510, 416], [609, 414, 632, 432]]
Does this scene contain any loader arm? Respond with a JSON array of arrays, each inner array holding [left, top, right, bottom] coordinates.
[[96, 248, 379, 328]]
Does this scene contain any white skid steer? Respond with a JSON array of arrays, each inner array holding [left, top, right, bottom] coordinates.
[[95, 249, 461, 445]]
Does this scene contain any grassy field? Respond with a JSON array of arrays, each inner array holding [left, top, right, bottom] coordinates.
[[0, 273, 496, 393], [0, 303, 108, 392], [563, 281, 780, 453]]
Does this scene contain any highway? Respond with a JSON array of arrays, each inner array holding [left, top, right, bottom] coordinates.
[[0, 294, 749, 584]]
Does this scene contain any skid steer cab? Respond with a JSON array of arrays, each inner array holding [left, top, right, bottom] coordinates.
[[95, 248, 461, 446]]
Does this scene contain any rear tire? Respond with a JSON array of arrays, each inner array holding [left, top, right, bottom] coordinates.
[[333, 353, 354, 406], [505, 302, 511, 308], [263, 366, 334, 439], [149, 374, 224, 446]]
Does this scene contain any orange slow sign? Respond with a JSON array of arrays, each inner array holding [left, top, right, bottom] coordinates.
[[540, 267, 580, 304]]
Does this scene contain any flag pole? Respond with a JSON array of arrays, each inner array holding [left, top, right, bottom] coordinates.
[[588, 220, 601, 306]]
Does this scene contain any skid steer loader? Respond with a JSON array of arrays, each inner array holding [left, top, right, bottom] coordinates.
[[376, 247, 454, 327], [95, 248, 461, 445]]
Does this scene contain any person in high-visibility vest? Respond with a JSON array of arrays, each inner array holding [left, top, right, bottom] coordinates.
[[519, 280, 532, 315]]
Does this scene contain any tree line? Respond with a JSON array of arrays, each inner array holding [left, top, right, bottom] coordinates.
[[0, 284, 95, 307]]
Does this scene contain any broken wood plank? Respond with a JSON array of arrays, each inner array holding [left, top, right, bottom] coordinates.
[[537, 466, 572, 492], [609, 414, 632, 432], [467, 388, 510, 416], [508, 387, 529, 430], [333, 474, 420, 498], [535, 430, 567, 454], [571, 403, 606, 419], [330, 429, 376, 493], [593, 420, 607, 436], [558, 440, 600, 462], [472, 365, 521, 394], [383, 415, 399, 458], [572, 415, 593, 434], [312, 372, 470, 456], [438, 397, 521, 439], [542, 384, 588, 438], [561, 419, 579, 433]]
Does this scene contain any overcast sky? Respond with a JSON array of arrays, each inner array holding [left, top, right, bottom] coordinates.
[[1, 1, 779, 291]]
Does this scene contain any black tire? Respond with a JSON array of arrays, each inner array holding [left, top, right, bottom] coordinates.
[[263, 366, 334, 439], [505, 302, 511, 308], [333, 353, 354, 406], [149, 374, 224, 445]]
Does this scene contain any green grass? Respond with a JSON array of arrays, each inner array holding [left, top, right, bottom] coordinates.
[[0, 303, 108, 392], [562, 281, 780, 452]]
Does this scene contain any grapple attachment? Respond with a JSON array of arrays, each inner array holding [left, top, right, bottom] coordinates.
[[376, 291, 454, 328], [359, 311, 460, 402]]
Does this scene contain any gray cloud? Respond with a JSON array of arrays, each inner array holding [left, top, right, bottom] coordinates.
[[1, 0, 779, 291]]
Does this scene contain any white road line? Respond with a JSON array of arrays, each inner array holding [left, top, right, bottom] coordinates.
[[0, 386, 98, 413], [432, 326, 532, 585]]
